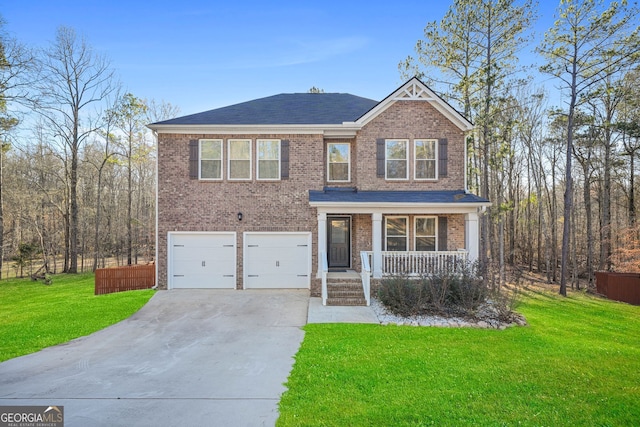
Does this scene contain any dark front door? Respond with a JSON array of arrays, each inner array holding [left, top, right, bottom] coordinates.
[[328, 217, 351, 268]]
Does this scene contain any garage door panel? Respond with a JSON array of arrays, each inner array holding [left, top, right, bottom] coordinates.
[[245, 273, 309, 289], [169, 233, 236, 289], [244, 233, 311, 289]]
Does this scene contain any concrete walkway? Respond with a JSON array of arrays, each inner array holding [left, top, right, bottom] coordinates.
[[0, 289, 309, 427], [306, 297, 379, 324]]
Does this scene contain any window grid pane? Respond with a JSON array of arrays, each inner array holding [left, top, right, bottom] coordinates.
[[415, 139, 437, 179], [228, 140, 251, 180], [328, 143, 350, 182], [415, 217, 436, 251], [200, 140, 222, 180], [386, 217, 407, 251], [258, 140, 280, 180], [386, 140, 408, 179]]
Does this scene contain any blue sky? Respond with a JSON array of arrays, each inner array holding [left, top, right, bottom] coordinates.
[[4, 1, 559, 116]]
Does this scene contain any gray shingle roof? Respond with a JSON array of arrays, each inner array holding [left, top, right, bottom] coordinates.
[[308, 189, 490, 204], [153, 93, 379, 125]]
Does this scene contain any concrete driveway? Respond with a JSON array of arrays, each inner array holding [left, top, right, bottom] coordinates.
[[0, 289, 309, 427]]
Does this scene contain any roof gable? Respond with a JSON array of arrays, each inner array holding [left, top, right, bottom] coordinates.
[[355, 77, 473, 132]]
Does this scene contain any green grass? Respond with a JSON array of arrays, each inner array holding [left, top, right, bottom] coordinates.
[[278, 290, 640, 426], [0, 273, 154, 362]]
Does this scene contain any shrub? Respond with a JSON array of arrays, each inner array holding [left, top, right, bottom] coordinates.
[[377, 275, 428, 317], [378, 262, 517, 320]]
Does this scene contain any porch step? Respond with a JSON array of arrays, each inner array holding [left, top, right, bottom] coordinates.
[[326, 282, 367, 306], [326, 297, 368, 306]]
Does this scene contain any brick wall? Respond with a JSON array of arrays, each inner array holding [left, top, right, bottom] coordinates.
[[157, 133, 325, 289], [156, 99, 470, 292], [355, 101, 466, 190]]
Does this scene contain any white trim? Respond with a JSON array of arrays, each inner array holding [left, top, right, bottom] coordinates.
[[385, 139, 409, 180], [199, 139, 223, 180], [414, 139, 438, 181], [327, 142, 351, 183], [309, 202, 489, 214], [384, 216, 409, 251], [227, 139, 252, 181], [415, 216, 438, 251], [256, 139, 281, 181]]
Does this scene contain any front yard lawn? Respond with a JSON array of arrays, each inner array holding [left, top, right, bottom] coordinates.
[[278, 290, 640, 426], [0, 273, 154, 362]]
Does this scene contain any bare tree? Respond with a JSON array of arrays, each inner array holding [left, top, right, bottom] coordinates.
[[0, 17, 34, 279], [34, 26, 115, 273], [537, 0, 640, 296], [114, 93, 147, 265]]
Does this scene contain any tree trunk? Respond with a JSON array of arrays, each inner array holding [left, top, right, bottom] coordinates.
[[69, 147, 79, 273], [127, 143, 133, 265], [630, 152, 636, 226]]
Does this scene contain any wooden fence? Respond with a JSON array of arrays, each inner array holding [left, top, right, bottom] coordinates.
[[95, 264, 156, 295], [594, 272, 640, 306]]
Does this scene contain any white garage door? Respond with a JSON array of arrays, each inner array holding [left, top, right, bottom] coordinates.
[[169, 232, 236, 289], [244, 232, 311, 289]]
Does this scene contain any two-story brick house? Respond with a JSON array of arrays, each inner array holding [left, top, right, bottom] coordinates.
[[148, 78, 490, 303]]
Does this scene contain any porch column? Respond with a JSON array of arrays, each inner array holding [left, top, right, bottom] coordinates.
[[372, 212, 383, 278], [465, 211, 479, 263], [317, 212, 327, 277]]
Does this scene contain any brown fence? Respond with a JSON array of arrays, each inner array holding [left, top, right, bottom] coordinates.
[[594, 272, 640, 306], [95, 264, 156, 295]]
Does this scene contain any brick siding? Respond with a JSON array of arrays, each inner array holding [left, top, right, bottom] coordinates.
[[156, 100, 469, 293]]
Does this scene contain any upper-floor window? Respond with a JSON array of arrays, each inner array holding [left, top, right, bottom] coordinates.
[[257, 139, 281, 180], [415, 216, 437, 251], [386, 139, 408, 180], [415, 139, 437, 180], [228, 139, 251, 180], [200, 139, 223, 180], [327, 143, 350, 182], [385, 216, 408, 251]]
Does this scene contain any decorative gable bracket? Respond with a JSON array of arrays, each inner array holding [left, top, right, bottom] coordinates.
[[392, 81, 435, 101]]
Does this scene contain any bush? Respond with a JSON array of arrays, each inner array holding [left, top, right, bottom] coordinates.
[[377, 275, 428, 317], [378, 262, 508, 319]]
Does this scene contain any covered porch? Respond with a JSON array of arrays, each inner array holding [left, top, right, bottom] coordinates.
[[309, 189, 490, 305]]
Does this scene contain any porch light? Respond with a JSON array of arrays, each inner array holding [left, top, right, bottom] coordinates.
[[237, 212, 243, 221]]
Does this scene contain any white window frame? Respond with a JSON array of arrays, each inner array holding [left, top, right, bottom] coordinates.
[[384, 216, 409, 251], [327, 142, 351, 182], [199, 139, 223, 180], [385, 139, 409, 180], [414, 139, 438, 180], [227, 139, 252, 180], [414, 216, 438, 251], [257, 139, 281, 181]]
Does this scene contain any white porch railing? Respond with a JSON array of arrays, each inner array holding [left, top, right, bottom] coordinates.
[[320, 251, 328, 305], [365, 250, 469, 276], [359, 251, 371, 306]]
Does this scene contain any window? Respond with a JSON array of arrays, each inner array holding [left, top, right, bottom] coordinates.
[[327, 143, 350, 182], [199, 139, 222, 180], [257, 139, 280, 180], [415, 139, 437, 180], [228, 139, 251, 180], [385, 216, 408, 251], [386, 139, 408, 180], [415, 217, 437, 251]]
